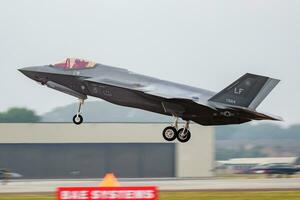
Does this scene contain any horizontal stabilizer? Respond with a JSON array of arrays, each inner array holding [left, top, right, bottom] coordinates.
[[209, 73, 280, 110], [230, 106, 283, 121]]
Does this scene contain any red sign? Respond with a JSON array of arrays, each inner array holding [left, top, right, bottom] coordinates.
[[57, 187, 158, 200]]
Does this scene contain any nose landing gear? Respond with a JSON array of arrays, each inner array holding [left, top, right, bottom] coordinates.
[[162, 118, 191, 143], [73, 99, 84, 125]]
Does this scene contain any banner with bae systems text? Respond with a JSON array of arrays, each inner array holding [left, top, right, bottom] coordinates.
[[57, 186, 158, 200]]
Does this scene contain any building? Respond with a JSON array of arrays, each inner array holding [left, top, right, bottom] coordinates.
[[0, 123, 214, 178]]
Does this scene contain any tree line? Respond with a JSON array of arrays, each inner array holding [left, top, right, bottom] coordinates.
[[0, 107, 40, 123]]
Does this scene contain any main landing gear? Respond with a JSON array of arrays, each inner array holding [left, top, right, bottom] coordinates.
[[73, 99, 84, 125], [162, 118, 191, 143]]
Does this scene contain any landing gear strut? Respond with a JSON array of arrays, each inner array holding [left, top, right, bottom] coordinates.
[[73, 99, 84, 125], [162, 118, 191, 143]]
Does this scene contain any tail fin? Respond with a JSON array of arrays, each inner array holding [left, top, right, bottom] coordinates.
[[209, 73, 280, 110]]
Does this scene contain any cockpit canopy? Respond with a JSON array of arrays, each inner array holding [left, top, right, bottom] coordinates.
[[53, 58, 96, 69]]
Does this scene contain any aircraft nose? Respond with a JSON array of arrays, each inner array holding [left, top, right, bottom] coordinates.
[[18, 66, 48, 83], [18, 67, 38, 79], [18, 66, 40, 73]]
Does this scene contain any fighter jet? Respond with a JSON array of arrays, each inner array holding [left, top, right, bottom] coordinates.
[[19, 58, 281, 143], [248, 164, 300, 176], [0, 169, 22, 185]]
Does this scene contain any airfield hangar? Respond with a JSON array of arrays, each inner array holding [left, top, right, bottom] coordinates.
[[0, 123, 214, 178]]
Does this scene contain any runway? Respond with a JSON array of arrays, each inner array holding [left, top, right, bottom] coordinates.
[[1, 178, 300, 193]]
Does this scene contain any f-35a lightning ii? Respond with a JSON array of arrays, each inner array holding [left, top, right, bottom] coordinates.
[[19, 58, 281, 143]]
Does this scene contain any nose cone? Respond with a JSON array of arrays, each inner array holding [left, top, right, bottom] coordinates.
[[18, 66, 48, 83], [18, 66, 39, 80], [18, 67, 33, 77]]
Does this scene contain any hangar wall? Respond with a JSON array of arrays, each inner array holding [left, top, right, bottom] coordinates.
[[0, 123, 214, 178], [0, 143, 175, 178]]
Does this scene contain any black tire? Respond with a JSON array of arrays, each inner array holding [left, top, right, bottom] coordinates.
[[73, 114, 83, 125], [162, 126, 177, 141], [177, 128, 191, 143]]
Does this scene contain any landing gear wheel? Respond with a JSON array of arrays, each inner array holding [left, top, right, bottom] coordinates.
[[73, 114, 83, 125], [177, 128, 191, 143], [162, 126, 178, 141]]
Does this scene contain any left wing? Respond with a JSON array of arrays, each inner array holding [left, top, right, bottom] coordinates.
[[84, 77, 213, 104], [83, 77, 217, 115], [84, 77, 173, 96]]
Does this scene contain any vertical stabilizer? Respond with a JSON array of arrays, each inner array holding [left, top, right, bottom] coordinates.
[[209, 73, 280, 110]]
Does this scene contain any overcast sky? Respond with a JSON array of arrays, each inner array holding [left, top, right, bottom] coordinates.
[[0, 0, 299, 125]]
